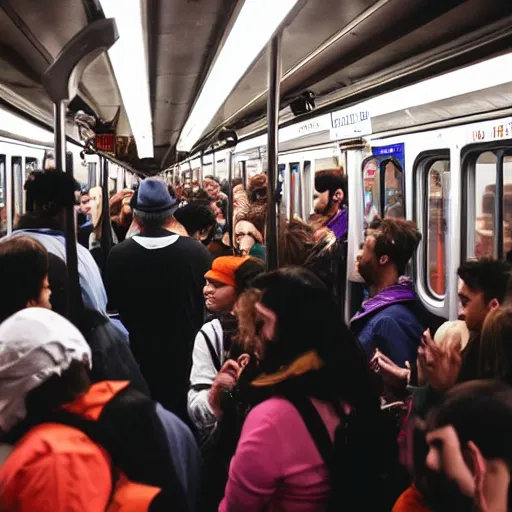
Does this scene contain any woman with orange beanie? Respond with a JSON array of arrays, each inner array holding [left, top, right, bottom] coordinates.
[[187, 256, 264, 444]]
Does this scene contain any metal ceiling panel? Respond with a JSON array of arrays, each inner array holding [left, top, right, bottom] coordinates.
[[8, 0, 88, 59], [185, 0, 512, 165], [151, 0, 239, 166]]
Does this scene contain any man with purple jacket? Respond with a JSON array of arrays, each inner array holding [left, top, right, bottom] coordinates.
[[351, 218, 426, 366]]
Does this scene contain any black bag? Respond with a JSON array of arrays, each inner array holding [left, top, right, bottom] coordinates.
[[286, 394, 407, 512], [46, 384, 189, 511], [80, 309, 151, 397]]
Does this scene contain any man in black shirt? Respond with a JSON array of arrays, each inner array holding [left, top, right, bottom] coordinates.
[[105, 178, 212, 422]]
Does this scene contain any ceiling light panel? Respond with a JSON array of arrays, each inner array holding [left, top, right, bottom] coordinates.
[[177, 0, 300, 153], [99, 0, 154, 159]]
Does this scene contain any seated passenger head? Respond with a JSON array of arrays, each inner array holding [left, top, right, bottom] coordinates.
[[203, 175, 221, 201], [0, 236, 51, 323], [457, 258, 510, 333], [249, 267, 376, 405], [22, 170, 79, 229], [79, 187, 91, 216], [423, 380, 512, 512], [174, 201, 216, 243], [358, 218, 421, 287], [314, 168, 347, 217], [279, 218, 315, 267], [132, 178, 179, 232], [0, 308, 92, 434], [203, 256, 264, 313]]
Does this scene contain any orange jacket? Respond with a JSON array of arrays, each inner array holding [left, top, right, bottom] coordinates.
[[393, 483, 431, 512], [0, 381, 159, 512]]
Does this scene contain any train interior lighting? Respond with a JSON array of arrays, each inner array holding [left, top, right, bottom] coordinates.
[[0, 108, 54, 144], [99, 0, 154, 159], [177, 0, 300, 153]]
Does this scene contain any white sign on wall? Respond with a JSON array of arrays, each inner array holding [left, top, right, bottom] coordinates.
[[279, 113, 332, 143], [330, 107, 372, 141]]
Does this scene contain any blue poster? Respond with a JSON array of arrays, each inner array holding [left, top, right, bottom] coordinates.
[[371, 142, 405, 171]]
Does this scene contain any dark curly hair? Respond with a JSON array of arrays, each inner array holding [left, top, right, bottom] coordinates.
[[458, 258, 511, 304], [368, 217, 422, 275]]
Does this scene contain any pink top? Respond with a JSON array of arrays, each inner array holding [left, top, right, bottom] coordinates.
[[219, 396, 341, 512]]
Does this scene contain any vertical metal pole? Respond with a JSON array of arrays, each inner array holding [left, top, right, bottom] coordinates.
[[227, 150, 234, 249], [200, 151, 204, 184], [496, 155, 504, 260], [266, 35, 282, 270], [212, 151, 216, 178], [5, 156, 13, 235], [241, 160, 247, 188], [56, 100, 81, 323], [101, 157, 113, 255]]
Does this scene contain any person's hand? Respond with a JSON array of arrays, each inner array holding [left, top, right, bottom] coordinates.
[[417, 329, 462, 392], [371, 349, 410, 391], [208, 360, 240, 418]]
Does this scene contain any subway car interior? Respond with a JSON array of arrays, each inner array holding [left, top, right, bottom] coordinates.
[[0, 1, 512, 511]]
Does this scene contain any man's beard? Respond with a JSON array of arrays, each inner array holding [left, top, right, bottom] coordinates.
[[314, 195, 336, 217]]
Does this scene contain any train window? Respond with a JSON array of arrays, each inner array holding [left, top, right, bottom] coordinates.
[[26, 157, 38, 172], [383, 159, 405, 219], [363, 158, 380, 228], [315, 156, 339, 171], [503, 155, 512, 257], [290, 162, 301, 219], [473, 152, 497, 258], [303, 161, 312, 218], [12, 156, 23, 221], [426, 160, 450, 297], [88, 162, 97, 188]]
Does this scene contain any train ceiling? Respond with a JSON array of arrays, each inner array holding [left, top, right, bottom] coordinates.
[[0, 0, 511, 175]]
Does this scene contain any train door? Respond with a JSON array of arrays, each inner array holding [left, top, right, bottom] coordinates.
[[290, 162, 302, 219], [24, 157, 38, 212], [12, 156, 23, 224], [301, 160, 312, 219]]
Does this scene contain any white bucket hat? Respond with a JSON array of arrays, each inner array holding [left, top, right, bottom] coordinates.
[[0, 308, 92, 433]]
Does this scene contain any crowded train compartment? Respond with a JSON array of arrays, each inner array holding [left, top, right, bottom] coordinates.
[[0, 0, 510, 317], [174, 51, 512, 325], [0, 2, 512, 512]]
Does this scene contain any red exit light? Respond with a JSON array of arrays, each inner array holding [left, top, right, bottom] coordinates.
[[96, 134, 115, 154]]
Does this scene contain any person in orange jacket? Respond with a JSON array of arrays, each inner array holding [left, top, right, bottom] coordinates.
[[0, 308, 188, 511]]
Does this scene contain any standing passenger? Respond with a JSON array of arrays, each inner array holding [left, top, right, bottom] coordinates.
[[309, 169, 349, 308], [188, 256, 264, 442], [9, 171, 107, 314], [351, 218, 425, 366], [105, 178, 212, 422], [220, 267, 400, 511]]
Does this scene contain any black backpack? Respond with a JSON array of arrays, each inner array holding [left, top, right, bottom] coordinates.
[[6, 384, 189, 512], [285, 394, 407, 512]]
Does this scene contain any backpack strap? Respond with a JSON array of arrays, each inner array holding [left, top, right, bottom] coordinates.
[[285, 394, 335, 475], [200, 328, 222, 372]]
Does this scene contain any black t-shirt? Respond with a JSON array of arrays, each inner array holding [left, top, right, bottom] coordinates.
[[105, 228, 212, 421]]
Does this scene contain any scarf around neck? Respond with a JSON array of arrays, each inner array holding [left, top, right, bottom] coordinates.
[[351, 276, 416, 324]]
